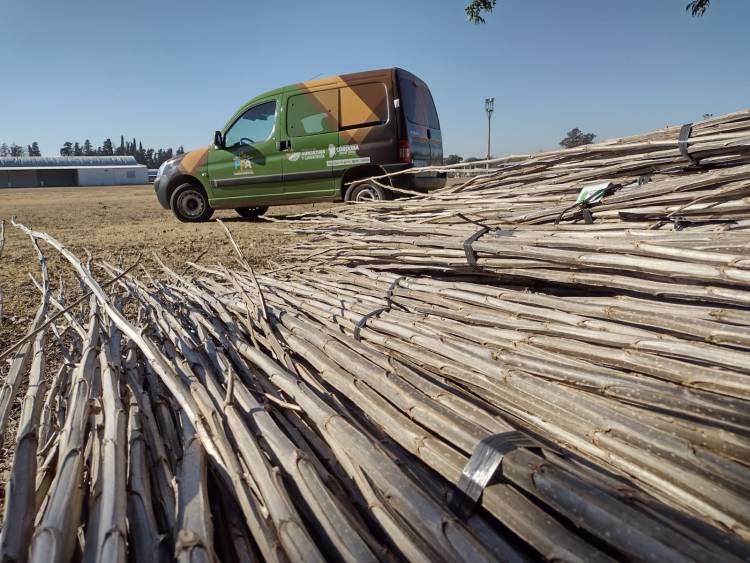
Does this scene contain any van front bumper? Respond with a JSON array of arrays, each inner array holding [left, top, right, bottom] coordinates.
[[154, 176, 171, 209]]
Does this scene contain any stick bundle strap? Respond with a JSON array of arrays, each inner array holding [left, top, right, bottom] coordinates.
[[353, 276, 410, 341], [678, 122, 701, 166], [463, 226, 491, 267], [449, 431, 538, 519], [353, 307, 389, 341], [385, 275, 405, 302]]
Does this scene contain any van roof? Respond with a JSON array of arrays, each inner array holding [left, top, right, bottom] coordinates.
[[250, 68, 428, 104], [224, 68, 425, 131]]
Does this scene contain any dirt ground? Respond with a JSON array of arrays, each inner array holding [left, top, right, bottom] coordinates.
[[0, 184, 335, 348]]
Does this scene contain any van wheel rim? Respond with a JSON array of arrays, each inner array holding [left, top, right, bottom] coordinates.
[[178, 191, 205, 218], [355, 186, 380, 201]]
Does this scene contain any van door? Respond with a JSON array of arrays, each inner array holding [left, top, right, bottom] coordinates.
[[207, 99, 284, 205], [280, 88, 338, 200], [397, 72, 443, 167], [397, 74, 430, 168], [337, 82, 392, 167], [424, 89, 443, 167]]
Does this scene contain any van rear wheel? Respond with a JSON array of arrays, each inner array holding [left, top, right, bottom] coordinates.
[[345, 182, 389, 203], [171, 183, 214, 222], [235, 206, 269, 220]]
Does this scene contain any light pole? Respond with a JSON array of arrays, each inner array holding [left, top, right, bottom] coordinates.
[[485, 97, 494, 169]]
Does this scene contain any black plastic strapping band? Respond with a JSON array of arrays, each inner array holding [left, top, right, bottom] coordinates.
[[580, 202, 594, 225], [448, 431, 538, 519], [463, 226, 490, 267], [456, 213, 493, 231], [353, 277, 409, 341], [678, 123, 701, 166], [555, 200, 594, 225], [669, 216, 737, 231], [385, 276, 405, 303], [353, 307, 389, 341]]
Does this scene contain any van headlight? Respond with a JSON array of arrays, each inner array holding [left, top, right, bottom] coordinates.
[[156, 160, 169, 180]]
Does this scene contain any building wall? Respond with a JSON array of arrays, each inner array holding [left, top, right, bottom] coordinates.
[[76, 166, 148, 186], [1, 170, 38, 188], [38, 169, 77, 187], [0, 165, 149, 188]]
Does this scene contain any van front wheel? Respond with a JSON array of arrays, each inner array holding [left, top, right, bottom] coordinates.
[[171, 183, 214, 223], [235, 206, 269, 220], [345, 182, 389, 203]]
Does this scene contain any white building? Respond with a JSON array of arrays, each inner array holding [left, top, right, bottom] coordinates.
[[0, 156, 148, 188]]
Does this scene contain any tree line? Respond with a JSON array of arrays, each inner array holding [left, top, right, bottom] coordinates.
[[0, 136, 185, 169], [0, 142, 42, 157], [59, 136, 185, 169]]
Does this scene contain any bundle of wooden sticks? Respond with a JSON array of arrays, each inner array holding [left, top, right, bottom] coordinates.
[[2, 108, 749, 562]]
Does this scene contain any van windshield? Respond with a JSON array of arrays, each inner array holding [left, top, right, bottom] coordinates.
[[398, 75, 440, 130]]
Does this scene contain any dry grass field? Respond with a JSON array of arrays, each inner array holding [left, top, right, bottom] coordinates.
[[0, 184, 334, 347]]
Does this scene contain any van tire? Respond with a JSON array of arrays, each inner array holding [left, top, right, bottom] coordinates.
[[345, 182, 390, 203], [170, 183, 214, 222], [235, 206, 269, 220]]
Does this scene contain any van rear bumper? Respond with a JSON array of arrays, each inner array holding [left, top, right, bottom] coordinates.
[[405, 173, 447, 191], [382, 164, 447, 192]]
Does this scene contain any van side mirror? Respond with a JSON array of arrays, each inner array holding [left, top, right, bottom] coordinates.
[[214, 130, 224, 149]]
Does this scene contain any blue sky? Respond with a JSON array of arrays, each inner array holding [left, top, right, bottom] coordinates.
[[1, 0, 748, 158]]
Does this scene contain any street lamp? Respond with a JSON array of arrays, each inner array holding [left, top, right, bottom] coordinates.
[[485, 97, 494, 169]]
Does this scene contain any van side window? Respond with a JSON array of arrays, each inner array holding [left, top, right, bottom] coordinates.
[[287, 90, 339, 136], [225, 101, 277, 148], [340, 83, 388, 129]]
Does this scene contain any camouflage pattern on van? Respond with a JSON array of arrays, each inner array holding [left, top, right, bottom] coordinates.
[[279, 68, 444, 186], [286, 69, 396, 166]]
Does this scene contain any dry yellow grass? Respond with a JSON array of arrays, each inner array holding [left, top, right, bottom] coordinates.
[[0, 184, 333, 346]]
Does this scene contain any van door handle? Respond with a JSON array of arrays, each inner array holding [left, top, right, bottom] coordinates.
[[427, 129, 431, 140], [276, 139, 292, 151]]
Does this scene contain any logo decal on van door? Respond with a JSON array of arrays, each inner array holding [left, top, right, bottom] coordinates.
[[336, 144, 360, 155], [325, 144, 367, 166], [287, 149, 330, 162], [232, 155, 253, 175]]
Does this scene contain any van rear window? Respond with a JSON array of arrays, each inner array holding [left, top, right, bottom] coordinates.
[[398, 76, 440, 130], [340, 83, 388, 129]]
